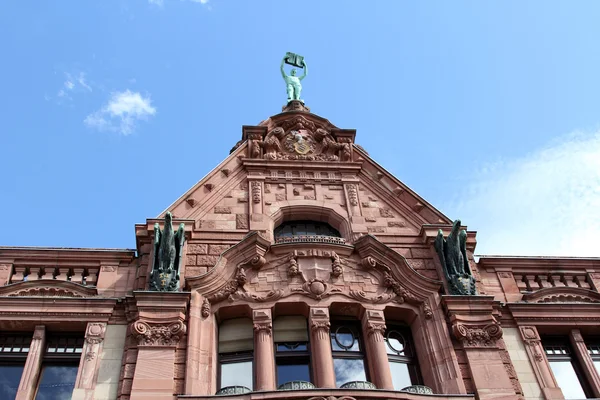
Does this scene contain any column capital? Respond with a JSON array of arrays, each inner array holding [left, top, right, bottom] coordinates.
[[309, 307, 331, 339], [362, 309, 387, 342], [131, 320, 186, 347]]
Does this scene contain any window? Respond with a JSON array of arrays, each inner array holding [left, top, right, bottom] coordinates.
[[587, 341, 600, 377], [35, 336, 84, 400], [274, 221, 344, 244], [218, 318, 254, 390], [384, 325, 421, 390], [273, 316, 311, 387], [330, 322, 367, 387], [0, 334, 31, 398], [543, 339, 590, 399]]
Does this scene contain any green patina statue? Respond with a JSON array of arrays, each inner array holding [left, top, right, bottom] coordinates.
[[149, 212, 186, 292], [281, 52, 308, 103], [434, 219, 477, 295]]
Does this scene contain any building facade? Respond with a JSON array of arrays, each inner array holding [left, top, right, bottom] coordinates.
[[1, 101, 599, 400]]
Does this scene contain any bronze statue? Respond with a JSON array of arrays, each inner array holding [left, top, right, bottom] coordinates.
[[149, 212, 185, 292], [434, 219, 477, 295]]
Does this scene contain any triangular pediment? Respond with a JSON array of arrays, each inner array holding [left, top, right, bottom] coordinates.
[[153, 107, 451, 245]]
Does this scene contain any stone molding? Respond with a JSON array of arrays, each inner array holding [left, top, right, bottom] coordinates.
[[0, 280, 98, 298], [521, 286, 600, 303], [451, 322, 502, 348]]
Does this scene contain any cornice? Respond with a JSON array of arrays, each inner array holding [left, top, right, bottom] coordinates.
[[0, 247, 135, 265]]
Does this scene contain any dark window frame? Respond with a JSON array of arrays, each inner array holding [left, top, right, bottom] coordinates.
[[330, 321, 369, 386], [217, 350, 255, 390], [275, 220, 341, 239], [274, 341, 312, 386], [384, 324, 422, 388], [34, 334, 84, 400], [542, 337, 593, 398]]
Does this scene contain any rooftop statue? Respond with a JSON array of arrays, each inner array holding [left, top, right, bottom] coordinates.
[[281, 52, 308, 103], [149, 212, 186, 292], [434, 219, 477, 295]]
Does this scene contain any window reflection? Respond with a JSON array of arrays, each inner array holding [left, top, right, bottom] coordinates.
[[543, 339, 589, 399], [333, 358, 367, 386], [330, 322, 367, 387], [0, 365, 25, 399], [35, 364, 79, 400], [220, 361, 253, 389], [385, 325, 421, 390], [548, 361, 586, 399], [277, 363, 310, 386]]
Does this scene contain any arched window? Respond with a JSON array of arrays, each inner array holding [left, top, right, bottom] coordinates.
[[384, 325, 421, 390], [330, 321, 367, 387], [274, 220, 344, 244], [218, 318, 254, 390]]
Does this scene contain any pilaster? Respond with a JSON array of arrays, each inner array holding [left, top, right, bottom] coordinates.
[[72, 322, 107, 400], [518, 325, 564, 399], [443, 296, 516, 400], [361, 309, 394, 390], [253, 308, 275, 391], [15, 325, 45, 400], [570, 329, 600, 397], [309, 307, 336, 388], [129, 291, 190, 400]]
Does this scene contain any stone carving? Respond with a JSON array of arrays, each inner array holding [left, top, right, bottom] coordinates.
[[281, 52, 308, 102], [331, 252, 343, 277], [366, 322, 387, 338], [346, 184, 358, 206], [132, 320, 186, 347], [287, 255, 300, 277], [452, 322, 502, 348], [249, 133, 263, 158], [379, 208, 394, 218], [250, 181, 261, 203], [291, 279, 342, 300], [214, 206, 232, 214], [253, 322, 273, 335], [262, 127, 285, 160], [434, 219, 477, 295], [310, 321, 331, 336], [201, 299, 211, 318], [149, 212, 185, 292]]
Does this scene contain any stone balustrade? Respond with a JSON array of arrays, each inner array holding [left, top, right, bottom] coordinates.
[[513, 272, 593, 292], [8, 266, 99, 286]]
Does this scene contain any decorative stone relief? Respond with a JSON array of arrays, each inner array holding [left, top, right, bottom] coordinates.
[[346, 184, 358, 206], [379, 208, 394, 218], [250, 181, 261, 203], [452, 322, 502, 348], [331, 252, 343, 277], [132, 320, 186, 347]]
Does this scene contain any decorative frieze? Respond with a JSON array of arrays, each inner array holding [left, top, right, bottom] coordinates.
[[131, 320, 186, 347]]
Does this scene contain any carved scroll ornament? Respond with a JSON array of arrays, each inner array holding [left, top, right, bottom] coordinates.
[[452, 322, 503, 348], [132, 320, 186, 347]]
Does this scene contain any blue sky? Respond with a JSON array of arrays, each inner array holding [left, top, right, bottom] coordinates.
[[1, 1, 599, 256]]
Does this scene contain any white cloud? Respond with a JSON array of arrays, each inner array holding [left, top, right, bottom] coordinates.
[[84, 90, 156, 135], [444, 130, 600, 257], [64, 80, 75, 90]]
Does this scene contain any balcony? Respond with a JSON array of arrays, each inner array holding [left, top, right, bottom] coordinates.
[[179, 388, 473, 400], [274, 235, 346, 245]]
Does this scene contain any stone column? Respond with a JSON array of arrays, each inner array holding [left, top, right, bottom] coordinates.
[[72, 322, 106, 400], [16, 325, 45, 400], [185, 293, 217, 395], [518, 326, 564, 399], [570, 329, 600, 397], [309, 307, 336, 388], [361, 309, 394, 389], [253, 308, 275, 391], [129, 292, 189, 400], [444, 296, 516, 400]]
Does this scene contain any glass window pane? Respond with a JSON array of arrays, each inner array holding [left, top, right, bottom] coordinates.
[[548, 361, 586, 399], [594, 361, 600, 376], [333, 358, 366, 387], [276, 343, 308, 352], [331, 327, 359, 352], [0, 365, 24, 399], [220, 361, 253, 389], [389, 361, 412, 390], [35, 364, 79, 400], [276, 363, 310, 386]]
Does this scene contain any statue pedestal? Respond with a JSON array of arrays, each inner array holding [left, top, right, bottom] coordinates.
[[282, 100, 310, 113]]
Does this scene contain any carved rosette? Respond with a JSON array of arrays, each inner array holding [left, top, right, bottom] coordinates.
[[452, 322, 503, 348], [132, 320, 186, 347]]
